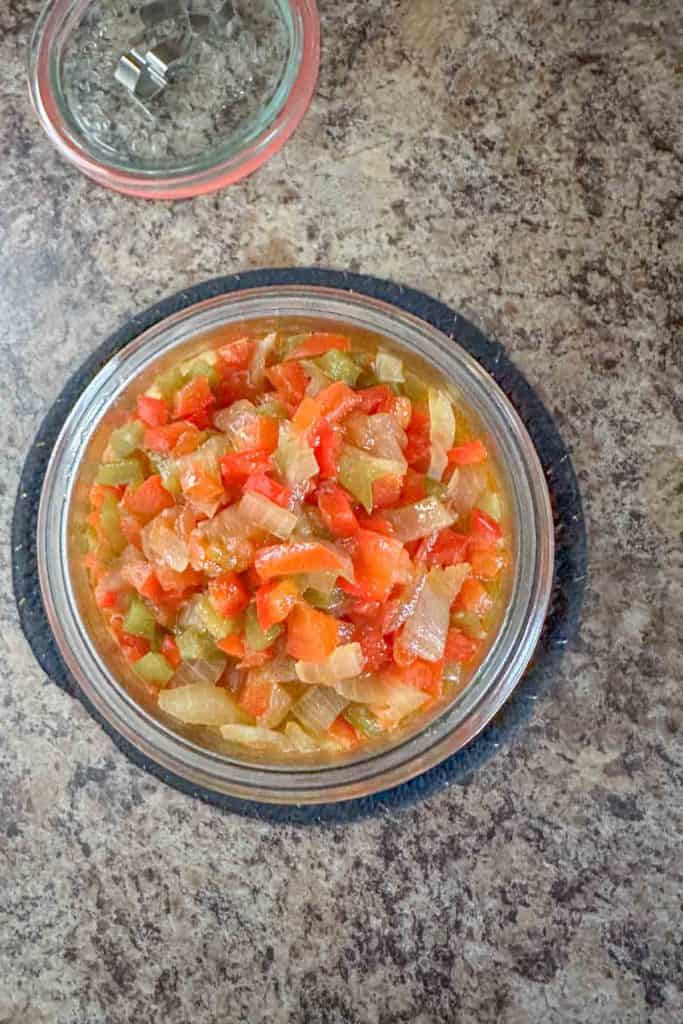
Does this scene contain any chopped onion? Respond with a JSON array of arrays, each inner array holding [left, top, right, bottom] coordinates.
[[296, 571, 338, 596], [381, 574, 426, 634], [169, 656, 227, 688], [258, 682, 294, 729], [292, 686, 349, 733], [369, 685, 429, 728], [300, 359, 331, 396], [238, 491, 298, 539], [142, 510, 189, 572], [248, 332, 277, 389], [332, 674, 394, 703], [477, 489, 503, 522], [247, 656, 297, 685], [443, 662, 463, 686], [374, 351, 404, 383], [158, 684, 244, 725], [274, 422, 319, 487], [394, 568, 453, 663], [344, 413, 407, 465], [383, 497, 454, 542], [213, 399, 258, 447], [338, 445, 406, 513], [283, 721, 320, 753], [295, 642, 364, 685], [441, 563, 471, 603], [219, 724, 293, 752], [446, 464, 487, 516], [428, 388, 456, 481]]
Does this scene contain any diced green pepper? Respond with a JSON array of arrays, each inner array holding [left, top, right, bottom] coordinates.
[[96, 459, 144, 489], [244, 604, 283, 652], [424, 477, 447, 500], [196, 595, 242, 641], [176, 627, 217, 661], [134, 652, 174, 686], [338, 447, 400, 513], [110, 420, 144, 458], [154, 365, 187, 401], [99, 493, 126, 556], [402, 371, 429, 404], [477, 490, 503, 522], [123, 596, 157, 641], [450, 610, 486, 640], [257, 398, 288, 419], [304, 586, 343, 610], [185, 358, 219, 387], [344, 705, 384, 737], [315, 350, 362, 386]]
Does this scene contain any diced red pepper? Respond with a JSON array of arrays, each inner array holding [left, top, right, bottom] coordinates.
[[382, 659, 443, 697], [355, 512, 395, 536], [470, 548, 506, 580], [120, 633, 150, 663], [404, 407, 431, 469], [255, 541, 352, 581], [356, 385, 393, 415], [244, 471, 292, 509], [353, 530, 409, 602], [155, 564, 204, 594], [447, 440, 488, 466], [144, 420, 200, 454], [470, 507, 503, 545], [237, 647, 273, 670], [208, 572, 250, 618], [123, 474, 175, 522], [172, 376, 215, 421], [161, 634, 181, 669], [291, 396, 320, 434], [286, 603, 339, 662], [255, 579, 299, 631], [444, 628, 481, 663], [266, 361, 307, 406], [428, 528, 470, 567], [371, 474, 404, 509], [217, 635, 245, 659], [120, 513, 143, 549], [220, 450, 272, 485], [239, 677, 274, 719], [317, 484, 359, 537], [216, 338, 253, 374], [137, 395, 169, 427], [316, 382, 362, 423], [400, 469, 427, 503], [355, 622, 391, 672], [453, 577, 493, 616], [328, 715, 360, 749], [89, 483, 125, 510], [286, 333, 351, 361], [314, 421, 342, 480]]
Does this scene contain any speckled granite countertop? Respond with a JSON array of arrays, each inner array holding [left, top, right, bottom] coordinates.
[[1, 1, 681, 1021]]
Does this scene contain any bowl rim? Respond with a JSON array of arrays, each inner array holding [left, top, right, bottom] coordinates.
[[28, 0, 321, 199], [37, 283, 555, 803]]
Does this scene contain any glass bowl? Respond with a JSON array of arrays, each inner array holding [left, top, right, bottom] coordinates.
[[29, 0, 320, 198], [37, 285, 554, 803]]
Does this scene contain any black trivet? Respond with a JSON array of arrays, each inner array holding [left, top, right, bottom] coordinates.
[[12, 269, 586, 824]]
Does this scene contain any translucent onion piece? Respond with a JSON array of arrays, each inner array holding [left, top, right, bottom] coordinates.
[[383, 497, 454, 542], [258, 682, 294, 730], [247, 656, 298, 685], [292, 687, 349, 733], [295, 643, 364, 685], [443, 662, 463, 686], [369, 685, 429, 728], [333, 674, 394, 704], [274, 422, 319, 487], [476, 490, 503, 522], [338, 445, 406, 513], [374, 351, 404, 383], [142, 510, 189, 572], [213, 399, 258, 447], [284, 721, 320, 753], [238, 491, 298, 540], [428, 388, 456, 481], [394, 569, 452, 663], [447, 464, 487, 516], [220, 724, 293, 752], [158, 684, 244, 725], [169, 656, 227, 688], [381, 574, 426, 634], [248, 332, 277, 389], [441, 563, 472, 603], [296, 571, 338, 596], [344, 413, 407, 464], [300, 359, 331, 397]]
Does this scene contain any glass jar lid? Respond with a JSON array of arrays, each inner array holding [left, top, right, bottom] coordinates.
[[29, 0, 320, 198]]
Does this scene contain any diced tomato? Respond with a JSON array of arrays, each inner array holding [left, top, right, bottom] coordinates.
[[217, 635, 245, 659], [404, 407, 431, 470], [470, 507, 503, 545], [255, 541, 352, 581], [428, 528, 470, 567], [216, 338, 253, 374], [317, 484, 359, 537], [353, 530, 409, 602], [444, 628, 481, 663], [400, 469, 427, 503], [266, 361, 307, 406], [356, 622, 391, 672], [286, 333, 351, 361], [144, 420, 200, 454], [255, 579, 299, 631], [239, 677, 274, 720], [208, 572, 250, 617], [286, 603, 339, 662], [220, 450, 272, 485], [453, 577, 493, 616], [470, 548, 506, 580], [161, 634, 181, 669], [244, 471, 292, 509], [137, 395, 169, 427], [371, 474, 404, 509], [447, 440, 488, 466], [172, 376, 215, 421], [328, 715, 360, 749], [356, 385, 393, 415], [313, 421, 342, 480], [123, 474, 175, 522]]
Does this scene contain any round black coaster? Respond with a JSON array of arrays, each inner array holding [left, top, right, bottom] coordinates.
[[12, 269, 586, 824]]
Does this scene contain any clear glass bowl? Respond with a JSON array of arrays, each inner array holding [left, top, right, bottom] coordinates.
[[29, 0, 320, 198], [38, 286, 554, 803]]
